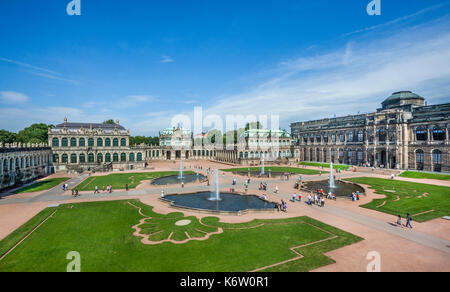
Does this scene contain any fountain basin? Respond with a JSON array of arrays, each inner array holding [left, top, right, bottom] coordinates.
[[151, 173, 206, 185], [163, 192, 277, 213], [303, 180, 365, 198]]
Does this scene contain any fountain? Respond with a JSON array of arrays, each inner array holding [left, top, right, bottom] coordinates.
[[303, 162, 365, 198], [178, 160, 184, 180], [329, 162, 336, 189], [209, 169, 221, 201]]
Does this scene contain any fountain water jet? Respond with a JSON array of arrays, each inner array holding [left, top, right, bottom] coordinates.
[[178, 160, 183, 180], [261, 158, 265, 175], [209, 169, 222, 201], [329, 162, 336, 189]]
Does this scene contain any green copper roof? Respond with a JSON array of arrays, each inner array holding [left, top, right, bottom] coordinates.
[[383, 91, 424, 103]]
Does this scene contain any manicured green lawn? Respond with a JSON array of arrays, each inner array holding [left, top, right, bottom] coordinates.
[[345, 177, 450, 222], [13, 177, 71, 194], [75, 171, 195, 191], [399, 171, 450, 181], [221, 166, 323, 175], [0, 200, 362, 272], [300, 162, 351, 170]]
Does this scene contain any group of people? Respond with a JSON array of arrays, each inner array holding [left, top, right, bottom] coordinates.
[[291, 193, 302, 202], [306, 191, 326, 207], [259, 182, 268, 191], [397, 214, 413, 229], [351, 191, 360, 201], [94, 185, 114, 194], [275, 200, 288, 212]]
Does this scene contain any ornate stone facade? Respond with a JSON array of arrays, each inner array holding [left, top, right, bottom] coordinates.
[[215, 129, 295, 165], [0, 143, 53, 191], [291, 91, 449, 172], [49, 119, 146, 172]]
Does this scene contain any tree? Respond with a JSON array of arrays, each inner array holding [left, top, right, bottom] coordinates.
[[103, 119, 116, 125], [0, 130, 17, 144], [17, 124, 51, 144]]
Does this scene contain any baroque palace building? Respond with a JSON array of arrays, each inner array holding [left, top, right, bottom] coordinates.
[[49, 119, 146, 172], [1, 90, 448, 192], [290, 91, 449, 172]]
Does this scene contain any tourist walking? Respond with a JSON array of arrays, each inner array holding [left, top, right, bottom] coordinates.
[[397, 215, 403, 227], [125, 184, 129, 192], [94, 186, 99, 194], [406, 213, 413, 229]]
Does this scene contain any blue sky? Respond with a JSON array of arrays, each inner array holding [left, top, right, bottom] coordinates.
[[0, 0, 450, 136]]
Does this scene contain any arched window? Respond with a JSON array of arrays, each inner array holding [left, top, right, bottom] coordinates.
[[113, 138, 119, 147], [432, 150, 442, 172], [105, 138, 111, 147], [324, 135, 329, 143], [97, 138, 103, 147], [433, 127, 446, 141], [70, 154, 77, 164], [52, 138, 59, 147], [239, 152, 244, 159], [53, 154, 59, 163], [121, 139, 127, 147], [79, 138, 85, 147], [113, 153, 119, 162], [97, 153, 103, 163], [129, 153, 135, 162], [416, 149, 424, 170], [416, 128, 427, 141], [79, 154, 86, 163], [121, 153, 126, 162], [62, 154, 68, 163], [62, 138, 68, 147], [316, 135, 322, 143], [379, 129, 387, 142], [70, 138, 77, 147], [88, 153, 95, 163], [105, 153, 111, 162], [137, 153, 142, 161], [433, 150, 442, 164], [245, 152, 248, 159], [88, 138, 94, 147], [21, 158, 24, 168], [310, 134, 315, 143], [339, 134, 345, 143], [347, 150, 353, 164]]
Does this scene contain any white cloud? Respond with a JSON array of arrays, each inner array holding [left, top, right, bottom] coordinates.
[[0, 57, 79, 85], [160, 55, 174, 63], [194, 19, 450, 130], [0, 91, 29, 104]]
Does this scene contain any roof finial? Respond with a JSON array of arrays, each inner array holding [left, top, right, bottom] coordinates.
[[64, 117, 67, 124]]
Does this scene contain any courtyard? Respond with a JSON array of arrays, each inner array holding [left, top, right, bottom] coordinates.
[[0, 160, 448, 272]]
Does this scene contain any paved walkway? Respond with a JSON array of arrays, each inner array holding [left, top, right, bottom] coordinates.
[[0, 163, 448, 271]]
